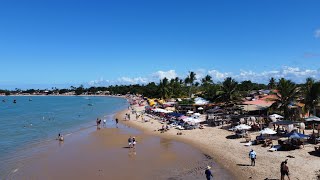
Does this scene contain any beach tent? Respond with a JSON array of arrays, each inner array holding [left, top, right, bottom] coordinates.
[[152, 108, 172, 113], [269, 114, 284, 122], [194, 97, 209, 105], [304, 116, 320, 134], [269, 114, 284, 119], [284, 131, 309, 139], [178, 116, 188, 120], [305, 116, 320, 122], [167, 112, 183, 117], [234, 124, 251, 130], [271, 120, 300, 126], [184, 117, 202, 124], [259, 128, 277, 135]]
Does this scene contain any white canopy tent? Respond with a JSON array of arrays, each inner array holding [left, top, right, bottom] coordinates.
[[259, 128, 277, 135], [152, 108, 173, 113], [234, 124, 251, 130]]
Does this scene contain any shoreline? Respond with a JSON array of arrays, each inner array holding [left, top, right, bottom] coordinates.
[[118, 104, 320, 180]]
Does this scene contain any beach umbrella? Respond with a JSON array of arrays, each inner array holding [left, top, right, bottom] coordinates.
[[305, 116, 320, 122], [187, 111, 194, 114], [234, 124, 251, 130], [198, 107, 204, 110], [178, 116, 188, 120], [284, 132, 309, 139], [259, 128, 277, 135]]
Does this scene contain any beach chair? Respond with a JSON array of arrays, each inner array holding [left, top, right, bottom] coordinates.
[[268, 145, 281, 152], [244, 141, 252, 146]]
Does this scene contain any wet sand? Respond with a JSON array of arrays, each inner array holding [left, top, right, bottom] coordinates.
[[9, 114, 233, 180]]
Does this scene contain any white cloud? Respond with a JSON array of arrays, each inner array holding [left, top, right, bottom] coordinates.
[[194, 69, 207, 81], [315, 29, 320, 38], [87, 67, 320, 87], [88, 77, 110, 86], [207, 70, 231, 82], [232, 67, 320, 83], [116, 77, 148, 85], [152, 70, 178, 80]]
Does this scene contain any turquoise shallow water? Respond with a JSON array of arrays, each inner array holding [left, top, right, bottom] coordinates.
[[0, 96, 127, 176]]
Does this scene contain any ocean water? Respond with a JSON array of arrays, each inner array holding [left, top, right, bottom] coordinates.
[[0, 96, 127, 176]]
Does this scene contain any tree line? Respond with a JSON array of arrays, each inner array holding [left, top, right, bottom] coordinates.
[[1, 72, 320, 120]]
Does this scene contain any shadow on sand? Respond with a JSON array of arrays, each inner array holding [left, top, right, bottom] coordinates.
[[226, 135, 238, 139], [308, 151, 320, 157], [236, 164, 251, 167]]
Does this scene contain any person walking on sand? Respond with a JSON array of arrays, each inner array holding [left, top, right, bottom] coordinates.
[[205, 166, 213, 180], [281, 160, 290, 180], [249, 149, 256, 166]]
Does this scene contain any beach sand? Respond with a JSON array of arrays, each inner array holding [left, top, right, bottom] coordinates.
[[10, 109, 233, 180], [121, 105, 320, 180]]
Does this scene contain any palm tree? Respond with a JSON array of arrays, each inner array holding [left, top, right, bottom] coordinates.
[[268, 77, 277, 89], [201, 75, 214, 99], [185, 71, 196, 98], [216, 77, 238, 104], [159, 78, 170, 99], [271, 78, 299, 119], [303, 78, 320, 117], [201, 75, 213, 85]]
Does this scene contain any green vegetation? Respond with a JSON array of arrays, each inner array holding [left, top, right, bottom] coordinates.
[[1, 74, 319, 121]]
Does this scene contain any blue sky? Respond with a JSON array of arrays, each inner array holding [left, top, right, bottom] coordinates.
[[0, 0, 319, 89]]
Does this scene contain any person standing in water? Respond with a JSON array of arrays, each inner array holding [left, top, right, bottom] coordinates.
[[103, 119, 107, 127], [115, 118, 119, 128], [128, 136, 133, 148], [132, 137, 136, 148]]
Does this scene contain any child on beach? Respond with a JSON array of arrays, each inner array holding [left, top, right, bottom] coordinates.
[[281, 160, 290, 180], [249, 149, 256, 166]]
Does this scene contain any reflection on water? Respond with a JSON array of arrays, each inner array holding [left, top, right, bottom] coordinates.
[[160, 138, 173, 151], [128, 148, 137, 159]]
